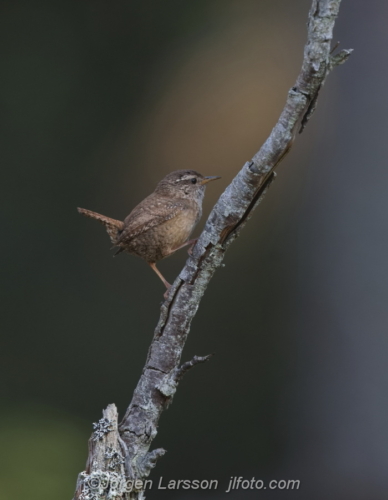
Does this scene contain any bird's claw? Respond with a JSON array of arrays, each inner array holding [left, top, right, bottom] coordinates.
[[187, 238, 198, 256]]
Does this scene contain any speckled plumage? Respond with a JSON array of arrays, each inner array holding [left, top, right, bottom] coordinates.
[[78, 170, 220, 293]]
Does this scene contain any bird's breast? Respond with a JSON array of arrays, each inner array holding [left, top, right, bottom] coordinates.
[[121, 198, 201, 262], [158, 203, 200, 257]]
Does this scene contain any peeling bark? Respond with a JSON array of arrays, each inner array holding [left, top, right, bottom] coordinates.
[[73, 1, 350, 498]]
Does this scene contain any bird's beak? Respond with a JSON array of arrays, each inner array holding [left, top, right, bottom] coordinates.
[[200, 176, 221, 185]]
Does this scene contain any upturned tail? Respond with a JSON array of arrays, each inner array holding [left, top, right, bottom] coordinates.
[[77, 207, 124, 245]]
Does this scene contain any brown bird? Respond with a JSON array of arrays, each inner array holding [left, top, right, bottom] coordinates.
[[78, 170, 220, 296]]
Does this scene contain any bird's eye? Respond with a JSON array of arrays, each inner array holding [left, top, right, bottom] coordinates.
[[191, 178, 197, 184]]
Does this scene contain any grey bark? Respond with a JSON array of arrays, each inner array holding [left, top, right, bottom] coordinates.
[[73, 1, 351, 498]]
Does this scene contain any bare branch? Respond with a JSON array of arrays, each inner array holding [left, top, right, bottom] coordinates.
[[138, 449, 167, 478], [175, 354, 214, 383], [73, 1, 351, 498], [330, 48, 353, 68], [157, 354, 214, 399]]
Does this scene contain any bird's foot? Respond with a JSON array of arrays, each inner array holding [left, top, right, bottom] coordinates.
[[187, 238, 198, 256], [163, 283, 172, 300]]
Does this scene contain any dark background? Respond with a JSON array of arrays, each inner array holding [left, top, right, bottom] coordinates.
[[1, 0, 388, 499]]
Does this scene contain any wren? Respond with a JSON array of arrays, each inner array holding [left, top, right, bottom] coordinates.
[[78, 170, 220, 296]]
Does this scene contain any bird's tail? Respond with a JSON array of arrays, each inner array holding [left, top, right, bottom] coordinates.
[[77, 207, 124, 245]]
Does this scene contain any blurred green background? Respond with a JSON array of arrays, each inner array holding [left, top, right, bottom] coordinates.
[[1, 0, 388, 498]]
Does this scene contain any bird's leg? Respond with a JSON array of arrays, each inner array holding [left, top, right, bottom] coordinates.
[[170, 238, 198, 256], [148, 262, 171, 297]]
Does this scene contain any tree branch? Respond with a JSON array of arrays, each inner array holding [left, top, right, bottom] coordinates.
[[73, 1, 350, 498]]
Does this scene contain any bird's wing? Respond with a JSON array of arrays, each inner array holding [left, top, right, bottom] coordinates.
[[116, 194, 186, 245]]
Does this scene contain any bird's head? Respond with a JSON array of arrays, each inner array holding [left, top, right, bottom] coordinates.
[[155, 170, 221, 200]]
